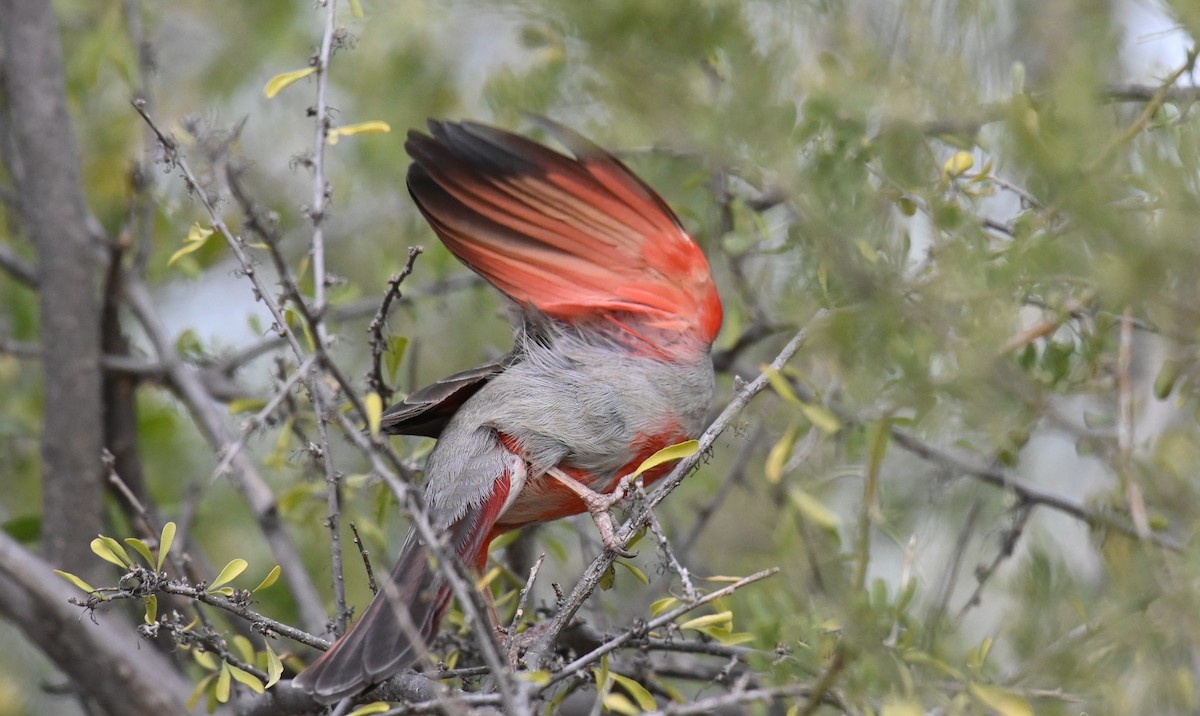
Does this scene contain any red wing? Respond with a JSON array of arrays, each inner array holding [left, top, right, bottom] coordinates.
[[405, 120, 722, 345]]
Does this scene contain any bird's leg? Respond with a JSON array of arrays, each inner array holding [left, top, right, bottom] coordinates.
[[546, 467, 637, 558]]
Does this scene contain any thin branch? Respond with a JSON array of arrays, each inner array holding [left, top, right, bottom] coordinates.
[[367, 247, 424, 403], [348, 522, 379, 596], [1117, 307, 1150, 539], [0, 243, 36, 286]]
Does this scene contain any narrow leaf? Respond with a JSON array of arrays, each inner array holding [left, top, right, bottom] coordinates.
[[765, 425, 798, 484], [253, 565, 281, 593], [611, 673, 657, 711], [187, 673, 217, 711], [789, 488, 841, 530], [968, 683, 1033, 716], [679, 611, 733, 631], [263, 643, 284, 688], [614, 560, 649, 585], [158, 521, 176, 571], [232, 635, 255, 663], [799, 403, 841, 435], [603, 693, 639, 715], [143, 595, 158, 624], [649, 597, 678, 616], [209, 558, 248, 592], [365, 391, 383, 438], [124, 538, 155, 567], [943, 150, 974, 177], [327, 120, 392, 145], [227, 663, 264, 694], [215, 663, 232, 703], [346, 704, 392, 716], [263, 67, 315, 98], [90, 537, 130, 568], [518, 670, 551, 685], [53, 570, 100, 596], [632, 440, 699, 478]]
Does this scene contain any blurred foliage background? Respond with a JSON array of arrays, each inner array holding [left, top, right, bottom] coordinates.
[[3, 0, 1200, 714]]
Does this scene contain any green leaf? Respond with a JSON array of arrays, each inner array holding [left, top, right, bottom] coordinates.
[[799, 403, 841, 436], [789, 488, 841, 531], [599, 563, 616, 591], [215, 663, 232, 703], [227, 663, 264, 694], [263, 67, 315, 98], [253, 565, 281, 592], [143, 595, 157, 624], [208, 558, 248, 592], [193, 649, 218, 671], [943, 150, 975, 177], [327, 120, 392, 145], [518, 670, 551, 685], [232, 635, 255, 663], [631, 440, 699, 478], [167, 223, 215, 267], [385, 336, 408, 381], [263, 643, 284, 688], [649, 597, 678, 616], [227, 398, 267, 415], [968, 683, 1033, 716], [124, 538, 155, 567], [881, 698, 925, 716], [611, 673, 657, 711], [603, 693, 639, 715], [365, 391, 383, 438], [348, 0, 365, 18], [614, 560, 649, 585], [90, 537, 131, 567], [158, 522, 176, 571], [679, 610, 733, 631], [2, 514, 40, 542], [53, 570, 101, 597], [765, 424, 798, 484], [187, 673, 217, 711], [346, 704, 392, 716]]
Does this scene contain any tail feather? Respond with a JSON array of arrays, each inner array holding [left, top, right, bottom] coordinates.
[[294, 474, 513, 704]]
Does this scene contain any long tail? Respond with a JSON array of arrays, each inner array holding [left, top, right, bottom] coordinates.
[[291, 532, 450, 703], [294, 480, 511, 704]]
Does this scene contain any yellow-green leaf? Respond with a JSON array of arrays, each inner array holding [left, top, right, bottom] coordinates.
[[168, 224, 215, 267], [209, 558, 248, 592], [193, 649, 218, 671], [53, 570, 100, 596], [215, 663, 232, 703], [714, 631, 756, 646], [603, 692, 639, 715], [143, 595, 157, 624], [347, 704, 392, 716], [90, 537, 131, 567], [227, 663, 264, 694], [263, 67, 316, 98], [210, 586, 236, 597], [327, 120, 392, 145], [348, 0, 364, 17], [649, 597, 678, 617], [263, 643, 284, 687], [232, 635, 255, 663], [881, 698, 925, 716], [702, 575, 745, 583], [253, 565, 281, 593], [518, 670, 551, 686], [789, 488, 841, 531], [614, 560, 648, 585], [475, 565, 502, 592], [766, 425, 798, 484], [764, 366, 805, 409], [365, 391, 383, 438], [124, 538, 155, 567], [611, 673, 657, 711], [679, 610, 733, 631], [632, 440, 699, 478], [187, 673, 217, 711], [599, 563, 616, 591], [158, 521, 176, 571], [943, 150, 975, 177], [968, 683, 1033, 716], [799, 403, 841, 435], [228, 398, 267, 415]]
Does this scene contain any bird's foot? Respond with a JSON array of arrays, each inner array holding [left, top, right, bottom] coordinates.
[[546, 467, 636, 558]]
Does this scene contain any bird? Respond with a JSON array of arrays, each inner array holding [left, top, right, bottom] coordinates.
[[293, 118, 723, 703]]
